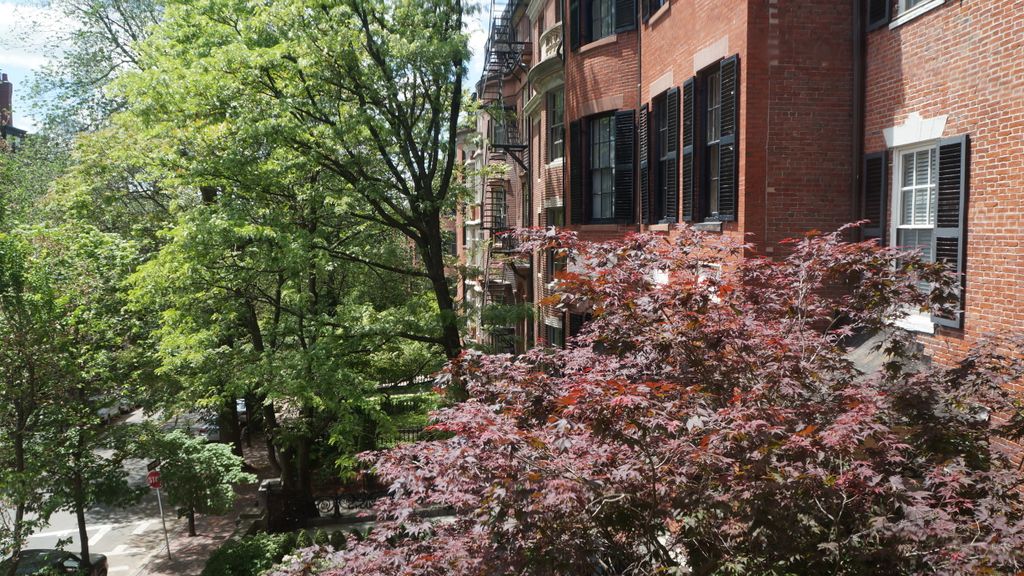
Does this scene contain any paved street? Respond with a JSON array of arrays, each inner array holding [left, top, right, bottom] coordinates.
[[26, 486, 172, 575], [14, 409, 266, 575]]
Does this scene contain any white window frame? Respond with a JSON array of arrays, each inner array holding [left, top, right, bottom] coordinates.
[[890, 0, 944, 28], [890, 141, 940, 334]]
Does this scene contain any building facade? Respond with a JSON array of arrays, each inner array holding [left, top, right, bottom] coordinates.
[[459, 0, 1024, 365], [861, 0, 1023, 382]]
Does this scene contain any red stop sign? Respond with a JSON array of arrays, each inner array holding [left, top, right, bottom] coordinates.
[[147, 470, 161, 489]]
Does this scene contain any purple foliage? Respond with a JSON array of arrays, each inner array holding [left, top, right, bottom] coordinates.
[[276, 225, 1024, 575]]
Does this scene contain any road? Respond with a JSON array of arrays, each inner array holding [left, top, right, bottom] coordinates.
[[25, 482, 172, 575], [17, 410, 190, 575]]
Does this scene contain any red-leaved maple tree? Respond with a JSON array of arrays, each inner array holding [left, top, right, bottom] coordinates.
[[271, 225, 1024, 576]]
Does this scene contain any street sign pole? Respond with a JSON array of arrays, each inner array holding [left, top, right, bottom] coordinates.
[[154, 485, 171, 557], [156, 487, 171, 560], [148, 469, 171, 560]]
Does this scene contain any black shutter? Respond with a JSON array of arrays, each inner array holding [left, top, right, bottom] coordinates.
[[866, 0, 891, 31], [570, 119, 585, 224], [862, 152, 887, 243], [716, 55, 739, 221], [569, 313, 585, 337], [615, 0, 637, 33], [681, 77, 696, 222], [641, 0, 650, 22], [639, 104, 650, 224], [614, 109, 635, 223], [570, 0, 580, 51], [664, 86, 680, 222], [931, 134, 969, 329]]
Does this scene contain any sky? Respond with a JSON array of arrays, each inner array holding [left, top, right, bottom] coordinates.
[[0, 0, 489, 133], [0, 1, 75, 131]]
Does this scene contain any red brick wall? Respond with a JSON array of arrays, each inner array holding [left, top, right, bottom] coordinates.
[[565, 23, 640, 241], [640, 0, 750, 243], [638, 0, 855, 252], [763, 1, 856, 251], [865, 0, 1024, 369]]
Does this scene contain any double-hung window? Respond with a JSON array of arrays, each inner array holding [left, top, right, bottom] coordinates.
[[548, 90, 564, 162], [640, 89, 679, 224], [681, 56, 738, 223], [656, 94, 670, 218], [569, 111, 635, 225], [589, 0, 615, 42], [895, 145, 938, 263], [873, 135, 970, 330], [705, 70, 722, 217], [568, 0, 634, 50], [589, 114, 616, 221]]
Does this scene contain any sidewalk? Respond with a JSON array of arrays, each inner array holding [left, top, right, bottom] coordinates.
[[135, 510, 246, 576]]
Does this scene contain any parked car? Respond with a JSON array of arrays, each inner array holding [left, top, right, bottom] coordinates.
[[89, 395, 120, 425], [0, 549, 108, 575], [161, 410, 222, 442]]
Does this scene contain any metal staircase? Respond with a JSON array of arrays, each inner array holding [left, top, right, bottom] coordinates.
[[477, 0, 531, 353]]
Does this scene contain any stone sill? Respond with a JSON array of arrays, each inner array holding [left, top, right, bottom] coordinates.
[[648, 1, 670, 26], [692, 221, 723, 232], [579, 34, 617, 54]]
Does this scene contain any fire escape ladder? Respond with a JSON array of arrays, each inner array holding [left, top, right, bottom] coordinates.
[[478, 0, 530, 354]]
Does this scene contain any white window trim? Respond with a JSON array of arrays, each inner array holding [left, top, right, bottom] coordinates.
[[890, 140, 939, 334], [889, 0, 945, 29], [892, 307, 936, 335]]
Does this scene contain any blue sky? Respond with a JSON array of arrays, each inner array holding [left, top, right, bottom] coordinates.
[[0, 0, 488, 133], [0, 0, 75, 131]]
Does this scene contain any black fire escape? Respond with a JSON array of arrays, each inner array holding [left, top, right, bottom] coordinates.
[[478, 0, 530, 353]]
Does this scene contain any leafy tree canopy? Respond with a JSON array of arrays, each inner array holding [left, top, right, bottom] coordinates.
[[273, 226, 1024, 575]]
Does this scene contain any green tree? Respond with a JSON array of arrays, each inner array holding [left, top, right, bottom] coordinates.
[[26, 0, 161, 136], [118, 0, 471, 380], [127, 171, 445, 499], [0, 224, 146, 570], [0, 232, 61, 568], [152, 431, 255, 537], [34, 224, 146, 568]]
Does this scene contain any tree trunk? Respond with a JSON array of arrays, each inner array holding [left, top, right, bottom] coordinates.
[[261, 401, 283, 474], [295, 404, 314, 500], [72, 428, 92, 567], [219, 396, 242, 457], [187, 506, 196, 537], [11, 405, 27, 572], [419, 216, 465, 400], [74, 486, 91, 568]]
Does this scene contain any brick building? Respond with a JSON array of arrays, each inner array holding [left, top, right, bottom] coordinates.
[[0, 72, 27, 148], [459, 0, 1023, 361], [862, 0, 1023, 369]]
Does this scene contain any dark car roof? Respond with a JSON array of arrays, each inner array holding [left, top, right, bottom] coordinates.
[[2, 549, 107, 574]]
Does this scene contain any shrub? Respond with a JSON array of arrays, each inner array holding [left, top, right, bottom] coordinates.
[[201, 532, 292, 576], [274, 226, 1024, 575]]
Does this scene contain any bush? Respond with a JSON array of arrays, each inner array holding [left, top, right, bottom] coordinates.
[[279, 226, 1024, 575], [201, 532, 294, 576]]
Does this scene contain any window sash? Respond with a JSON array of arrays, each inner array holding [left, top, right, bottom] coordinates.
[[893, 144, 939, 269], [706, 71, 721, 145], [653, 94, 670, 221], [548, 91, 565, 162], [901, 0, 928, 12], [897, 146, 937, 228], [590, 115, 616, 220], [589, 0, 614, 41]]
